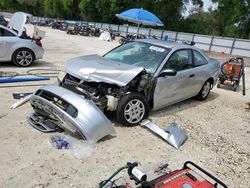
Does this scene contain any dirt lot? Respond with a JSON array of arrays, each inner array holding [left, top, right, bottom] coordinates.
[[0, 25, 250, 188]]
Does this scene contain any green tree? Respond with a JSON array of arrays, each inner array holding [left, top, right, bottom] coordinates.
[[0, 0, 20, 12], [44, 0, 64, 18], [183, 7, 220, 35], [212, 0, 250, 38]]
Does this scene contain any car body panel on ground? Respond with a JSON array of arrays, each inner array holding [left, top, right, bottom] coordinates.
[[30, 85, 115, 142]]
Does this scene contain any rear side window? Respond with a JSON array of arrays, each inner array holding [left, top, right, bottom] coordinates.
[[193, 50, 208, 67], [166, 49, 193, 71], [0, 28, 15, 37]]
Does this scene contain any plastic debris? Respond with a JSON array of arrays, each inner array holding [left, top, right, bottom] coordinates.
[[51, 135, 71, 149], [50, 135, 96, 159], [99, 31, 111, 41]]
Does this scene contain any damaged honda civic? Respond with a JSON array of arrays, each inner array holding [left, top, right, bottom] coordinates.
[[57, 39, 220, 126]]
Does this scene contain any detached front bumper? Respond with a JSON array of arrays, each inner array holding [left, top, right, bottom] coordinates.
[[29, 85, 115, 142]]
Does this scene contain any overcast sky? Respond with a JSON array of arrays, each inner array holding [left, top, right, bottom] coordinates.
[[203, 0, 217, 11], [184, 0, 218, 17]]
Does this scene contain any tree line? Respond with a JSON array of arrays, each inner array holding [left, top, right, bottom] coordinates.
[[0, 0, 249, 39]]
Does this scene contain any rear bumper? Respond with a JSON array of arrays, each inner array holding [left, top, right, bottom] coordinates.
[[34, 47, 44, 60]]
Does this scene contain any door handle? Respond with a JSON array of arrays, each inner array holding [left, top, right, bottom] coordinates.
[[189, 74, 195, 78]]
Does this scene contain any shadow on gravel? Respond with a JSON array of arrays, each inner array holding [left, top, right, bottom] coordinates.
[[0, 60, 57, 68], [151, 92, 219, 117]]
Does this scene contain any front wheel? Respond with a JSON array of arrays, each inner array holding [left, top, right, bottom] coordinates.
[[115, 92, 149, 126], [13, 48, 34, 67], [197, 80, 211, 100]]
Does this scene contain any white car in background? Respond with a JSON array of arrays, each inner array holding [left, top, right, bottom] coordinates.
[[0, 12, 44, 67]]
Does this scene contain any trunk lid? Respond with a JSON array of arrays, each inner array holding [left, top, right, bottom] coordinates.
[[8, 12, 45, 39], [8, 12, 31, 37]]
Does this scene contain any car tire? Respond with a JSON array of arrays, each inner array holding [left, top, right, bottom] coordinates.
[[233, 84, 237, 92], [13, 48, 35, 67], [115, 92, 149, 126], [197, 80, 212, 100], [217, 81, 221, 88]]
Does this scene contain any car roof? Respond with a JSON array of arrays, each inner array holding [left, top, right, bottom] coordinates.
[[136, 39, 195, 50], [0, 25, 18, 36], [136, 38, 209, 60]]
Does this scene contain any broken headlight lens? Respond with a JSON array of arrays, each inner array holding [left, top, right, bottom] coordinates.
[[57, 70, 66, 83]]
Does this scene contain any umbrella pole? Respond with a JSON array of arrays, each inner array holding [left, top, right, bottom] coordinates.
[[136, 23, 140, 39]]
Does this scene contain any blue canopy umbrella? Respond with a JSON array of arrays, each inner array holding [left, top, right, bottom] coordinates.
[[116, 8, 164, 27]]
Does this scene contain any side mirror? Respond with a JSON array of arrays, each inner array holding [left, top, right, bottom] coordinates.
[[158, 69, 177, 77]]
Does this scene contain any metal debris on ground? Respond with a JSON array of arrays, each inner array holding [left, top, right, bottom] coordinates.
[[12, 93, 33, 99], [28, 85, 115, 143], [0, 69, 60, 79], [140, 119, 187, 149], [27, 113, 63, 133], [10, 93, 32, 109]]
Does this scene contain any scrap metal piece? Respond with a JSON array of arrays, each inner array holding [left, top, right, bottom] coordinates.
[[10, 93, 32, 109], [13, 92, 33, 99], [27, 113, 63, 133], [165, 122, 187, 149], [140, 119, 187, 149], [29, 85, 115, 143]]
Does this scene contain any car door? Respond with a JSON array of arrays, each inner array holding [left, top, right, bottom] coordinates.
[[191, 50, 211, 92], [0, 27, 17, 59], [153, 49, 198, 110]]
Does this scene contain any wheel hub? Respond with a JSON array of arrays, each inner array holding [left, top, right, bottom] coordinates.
[[202, 82, 210, 97], [124, 99, 145, 124], [16, 51, 33, 66]]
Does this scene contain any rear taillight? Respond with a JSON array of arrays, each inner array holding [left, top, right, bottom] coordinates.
[[35, 39, 43, 48]]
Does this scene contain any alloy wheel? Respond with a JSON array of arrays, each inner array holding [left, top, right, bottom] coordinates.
[[124, 99, 145, 124]]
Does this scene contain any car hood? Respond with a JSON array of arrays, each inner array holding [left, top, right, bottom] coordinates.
[[8, 12, 32, 37], [66, 54, 144, 87]]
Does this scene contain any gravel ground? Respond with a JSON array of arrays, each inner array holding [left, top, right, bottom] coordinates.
[[0, 25, 249, 188]]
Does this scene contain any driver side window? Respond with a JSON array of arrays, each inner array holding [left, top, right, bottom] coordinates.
[[165, 50, 192, 71]]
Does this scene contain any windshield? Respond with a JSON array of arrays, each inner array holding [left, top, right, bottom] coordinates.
[[103, 41, 170, 74]]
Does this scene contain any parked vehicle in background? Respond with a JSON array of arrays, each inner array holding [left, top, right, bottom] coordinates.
[[58, 39, 220, 126], [0, 12, 44, 67], [89, 26, 100, 37], [67, 24, 79, 35], [51, 21, 64, 30], [78, 23, 91, 36], [119, 33, 146, 44], [0, 14, 8, 26]]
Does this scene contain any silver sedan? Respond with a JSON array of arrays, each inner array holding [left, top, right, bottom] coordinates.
[[0, 12, 44, 67], [58, 39, 220, 126]]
